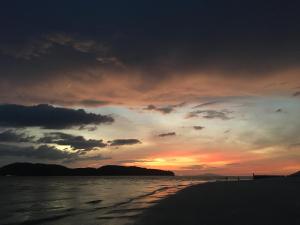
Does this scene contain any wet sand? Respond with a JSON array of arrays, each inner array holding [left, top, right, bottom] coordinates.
[[134, 177, 300, 225]]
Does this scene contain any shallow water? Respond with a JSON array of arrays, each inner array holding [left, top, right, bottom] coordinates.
[[0, 176, 207, 225]]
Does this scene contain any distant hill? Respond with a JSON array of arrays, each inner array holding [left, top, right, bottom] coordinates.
[[253, 171, 300, 179], [0, 162, 175, 176], [289, 171, 300, 177]]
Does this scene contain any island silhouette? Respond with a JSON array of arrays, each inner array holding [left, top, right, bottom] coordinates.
[[0, 162, 175, 176]]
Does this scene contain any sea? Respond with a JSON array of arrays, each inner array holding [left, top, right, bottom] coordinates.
[[0, 176, 209, 225]]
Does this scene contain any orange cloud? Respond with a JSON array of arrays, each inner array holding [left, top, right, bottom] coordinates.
[[1, 67, 300, 107]]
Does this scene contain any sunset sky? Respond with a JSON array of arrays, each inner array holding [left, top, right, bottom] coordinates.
[[0, 1, 300, 175]]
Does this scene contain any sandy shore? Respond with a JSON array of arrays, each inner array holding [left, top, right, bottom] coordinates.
[[134, 177, 300, 225]]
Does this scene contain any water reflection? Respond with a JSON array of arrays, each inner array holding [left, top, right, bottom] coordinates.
[[0, 176, 207, 225]]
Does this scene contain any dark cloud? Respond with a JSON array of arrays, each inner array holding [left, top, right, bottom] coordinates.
[[38, 132, 107, 151], [79, 125, 98, 132], [0, 143, 109, 163], [0, 104, 114, 129], [193, 126, 205, 130], [158, 132, 176, 137], [0, 130, 34, 143], [1, 1, 300, 78], [0, 33, 111, 61], [0, 144, 75, 160], [186, 110, 232, 120], [109, 139, 142, 146]]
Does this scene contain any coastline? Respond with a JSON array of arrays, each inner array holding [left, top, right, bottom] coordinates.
[[134, 177, 300, 225]]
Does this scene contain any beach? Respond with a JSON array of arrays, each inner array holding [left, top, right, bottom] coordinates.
[[134, 177, 300, 225]]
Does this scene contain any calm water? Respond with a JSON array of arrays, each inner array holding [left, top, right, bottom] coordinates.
[[0, 176, 207, 225]]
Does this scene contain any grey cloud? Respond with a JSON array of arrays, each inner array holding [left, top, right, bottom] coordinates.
[[0, 143, 109, 163], [1, 33, 109, 61], [158, 132, 176, 137], [79, 125, 98, 132], [0, 130, 34, 143], [47, 33, 107, 53], [96, 57, 124, 67], [0, 38, 53, 60], [144, 105, 174, 114], [0, 144, 76, 160], [144, 102, 185, 114], [0, 104, 114, 129], [186, 110, 233, 120], [144, 105, 173, 114], [193, 126, 205, 130], [109, 139, 142, 146], [38, 132, 107, 151]]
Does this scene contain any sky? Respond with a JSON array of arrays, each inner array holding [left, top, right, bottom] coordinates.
[[0, 0, 300, 175]]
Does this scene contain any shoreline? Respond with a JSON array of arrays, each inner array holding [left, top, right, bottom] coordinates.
[[134, 177, 300, 225]]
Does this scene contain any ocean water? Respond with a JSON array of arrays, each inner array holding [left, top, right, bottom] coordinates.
[[0, 176, 207, 225]]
